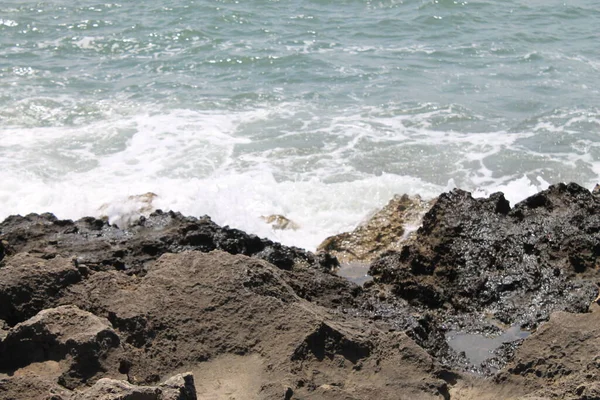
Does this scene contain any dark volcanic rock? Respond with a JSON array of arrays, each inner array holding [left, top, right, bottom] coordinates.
[[370, 183, 600, 329], [0, 211, 348, 309], [2, 183, 600, 398], [0, 211, 322, 273]]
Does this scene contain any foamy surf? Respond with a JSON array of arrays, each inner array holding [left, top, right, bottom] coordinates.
[[0, 167, 570, 252], [1, 103, 598, 251]]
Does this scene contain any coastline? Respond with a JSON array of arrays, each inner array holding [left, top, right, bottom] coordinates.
[[1, 182, 599, 399]]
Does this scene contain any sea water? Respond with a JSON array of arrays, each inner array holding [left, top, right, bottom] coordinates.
[[1, 0, 599, 250]]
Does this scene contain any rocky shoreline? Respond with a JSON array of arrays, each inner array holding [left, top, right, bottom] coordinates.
[[1, 182, 599, 399]]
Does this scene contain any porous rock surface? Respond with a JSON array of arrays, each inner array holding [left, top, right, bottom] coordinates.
[[0, 182, 599, 399], [368, 183, 599, 330], [0, 254, 81, 325], [0, 212, 450, 399], [318, 194, 434, 263], [73, 372, 196, 400], [0, 305, 120, 389]]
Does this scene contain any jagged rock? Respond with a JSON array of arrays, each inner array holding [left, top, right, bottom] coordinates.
[[0, 254, 81, 325], [0, 305, 121, 388], [74, 372, 196, 400], [56, 251, 448, 399], [0, 211, 343, 305], [261, 214, 300, 230], [4, 184, 600, 398], [318, 194, 434, 263], [369, 183, 600, 329]]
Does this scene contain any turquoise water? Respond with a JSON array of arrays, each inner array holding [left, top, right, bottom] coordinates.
[[1, 0, 599, 249]]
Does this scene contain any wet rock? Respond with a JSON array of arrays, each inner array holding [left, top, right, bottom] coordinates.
[[0, 211, 349, 307], [0, 254, 81, 325], [369, 184, 600, 329], [0, 305, 121, 388], [318, 194, 434, 263], [98, 192, 158, 228], [261, 214, 300, 230]]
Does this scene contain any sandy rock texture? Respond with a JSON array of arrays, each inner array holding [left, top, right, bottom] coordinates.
[[0, 182, 599, 399], [318, 194, 434, 263], [0, 213, 449, 399]]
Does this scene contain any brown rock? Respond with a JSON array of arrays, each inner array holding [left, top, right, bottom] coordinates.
[[0, 374, 72, 400], [318, 194, 434, 263], [0, 254, 81, 325], [0, 305, 121, 389], [57, 250, 448, 399], [0, 372, 196, 400], [74, 372, 196, 400], [499, 304, 600, 398]]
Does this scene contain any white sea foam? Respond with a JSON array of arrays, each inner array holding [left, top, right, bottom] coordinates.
[[1, 103, 598, 251]]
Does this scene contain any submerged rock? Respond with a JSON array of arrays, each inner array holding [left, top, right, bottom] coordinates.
[[261, 214, 300, 230], [318, 194, 434, 263]]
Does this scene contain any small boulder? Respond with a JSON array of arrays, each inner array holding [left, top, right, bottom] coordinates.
[[0, 254, 82, 325], [261, 215, 300, 230], [318, 194, 434, 263], [74, 372, 197, 400], [0, 305, 120, 388]]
